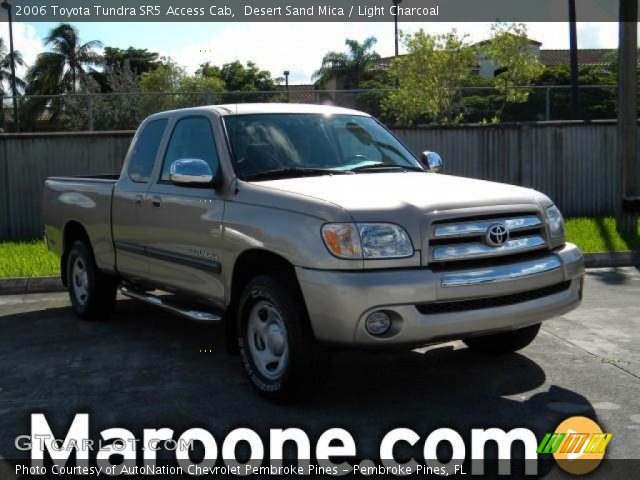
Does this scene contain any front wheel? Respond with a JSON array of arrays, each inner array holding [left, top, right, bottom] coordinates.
[[236, 274, 326, 401], [463, 323, 541, 354], [66, 241, 117, 321]]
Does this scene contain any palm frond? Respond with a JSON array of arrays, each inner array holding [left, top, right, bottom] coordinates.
[[10, 50, 25, 67], [361, 36, 378, 51], [314, 37, 380, 88], [78, 40, 103, 52], [26, 52, 66, 94], [32, 23, 102, 94], [312, 52, 349, 84], [44, 24, 79, 49]]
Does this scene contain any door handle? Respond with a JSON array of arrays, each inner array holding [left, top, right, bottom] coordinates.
[[134, 194, 143, 205], [151, 196, 162, 207]]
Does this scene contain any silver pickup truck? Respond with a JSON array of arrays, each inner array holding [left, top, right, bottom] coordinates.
[[43, 104, 584, 400]]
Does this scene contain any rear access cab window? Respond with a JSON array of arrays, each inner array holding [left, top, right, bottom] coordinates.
[[128, 119, 168, 183]]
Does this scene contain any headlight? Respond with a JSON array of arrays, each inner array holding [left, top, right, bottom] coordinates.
[[357, 223, 414, 258], [322, 223, 413, 259], [545, 205, 565, 240]]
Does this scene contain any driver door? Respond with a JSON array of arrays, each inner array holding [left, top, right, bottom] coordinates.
[[143, 113, 225, 307]]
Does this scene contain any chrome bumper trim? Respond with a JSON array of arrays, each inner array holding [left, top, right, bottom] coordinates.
[[432, 235, 546, 261], [440, 256, 562, 287], [434, 215, 541, 238]]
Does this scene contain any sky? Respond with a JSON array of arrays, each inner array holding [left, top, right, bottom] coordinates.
[[2, 21, 621, 84]]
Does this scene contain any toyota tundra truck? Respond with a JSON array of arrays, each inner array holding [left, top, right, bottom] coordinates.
[[43, 104, 584, 400]]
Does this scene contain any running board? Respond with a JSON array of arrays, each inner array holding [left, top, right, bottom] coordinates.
[[120, 286, 222, 322]]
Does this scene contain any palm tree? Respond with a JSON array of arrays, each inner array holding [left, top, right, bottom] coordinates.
[[26, 23, 102, 95], [0, 38, 25, 94], [313, 37, 381, 89], [23, 24, 101, 129], [0, 38, 25, 131]]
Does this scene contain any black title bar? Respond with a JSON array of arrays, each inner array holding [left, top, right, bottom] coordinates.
[[3, 0, 621, 22]]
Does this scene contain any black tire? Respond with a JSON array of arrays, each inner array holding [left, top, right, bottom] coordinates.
[[463, 323, 541, 354], [66, 240, 117, 321], [236, 274, 326, 402]]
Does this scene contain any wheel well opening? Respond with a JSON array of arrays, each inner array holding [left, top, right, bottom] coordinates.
[[230, 250, 299, 308], [61, 221, 91, 286], [226, 250, 302, 353]]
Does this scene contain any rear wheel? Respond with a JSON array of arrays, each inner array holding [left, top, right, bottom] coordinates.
[[66, 241, 117, 321], [463, 323, 541, 354], [236, 274, 326, 401]]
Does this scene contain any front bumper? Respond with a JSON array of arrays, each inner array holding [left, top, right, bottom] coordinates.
[[296, 243, 584, 348]]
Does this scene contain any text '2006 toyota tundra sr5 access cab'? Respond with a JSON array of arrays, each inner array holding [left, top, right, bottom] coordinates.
[[43, 104, 584, 400]]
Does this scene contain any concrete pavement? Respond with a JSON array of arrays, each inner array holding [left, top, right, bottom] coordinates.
[[0, 267, 638, 474]]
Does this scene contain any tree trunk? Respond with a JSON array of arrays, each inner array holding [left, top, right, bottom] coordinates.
[[616, 0, 639, 235], [568, 0, 581, 119], [496, 78, 509, 121], [0, 101, 6, 132]]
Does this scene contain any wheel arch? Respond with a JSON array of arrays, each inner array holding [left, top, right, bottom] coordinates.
[[60, 221, 92, 286], [225, 248, 308, 353]]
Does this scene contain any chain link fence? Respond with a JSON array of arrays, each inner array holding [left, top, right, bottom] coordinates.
[[0, 85, 621, 133]]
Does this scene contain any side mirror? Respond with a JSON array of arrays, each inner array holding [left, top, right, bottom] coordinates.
[[170, 159, 214, 185], [420, 151, 443, 173]]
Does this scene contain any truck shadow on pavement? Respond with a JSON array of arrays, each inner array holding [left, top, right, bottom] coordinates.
[[0, 297, 596, 473], [585, 266, 640, 285]]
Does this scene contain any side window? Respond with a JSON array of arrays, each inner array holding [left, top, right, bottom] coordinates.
[[160, 116, 219, 182], [128, 119, 168, 183]]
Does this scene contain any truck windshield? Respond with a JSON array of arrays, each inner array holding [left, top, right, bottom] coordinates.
[[223, 113, 423, 180]]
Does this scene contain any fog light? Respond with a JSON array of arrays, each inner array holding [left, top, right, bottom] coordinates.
[[365, 311, 391, 336]]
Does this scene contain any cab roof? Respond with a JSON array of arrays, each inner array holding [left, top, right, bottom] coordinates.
[[210, 103, 369, 116], [209, 103, 369, 116], [143, 103, 371, 123]]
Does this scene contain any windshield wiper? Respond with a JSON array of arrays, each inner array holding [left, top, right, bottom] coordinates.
[[349, 164, 425, 173], [244, 167, 353, 181]]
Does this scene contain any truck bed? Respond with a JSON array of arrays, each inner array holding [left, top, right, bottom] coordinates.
[[42, 175, 118, 275]]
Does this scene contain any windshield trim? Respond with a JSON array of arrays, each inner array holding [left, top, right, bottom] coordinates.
[[221, 112, 422, 182], [219, 113, 240, 180]]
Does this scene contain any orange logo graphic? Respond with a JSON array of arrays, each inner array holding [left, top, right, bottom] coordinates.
[[539, 416, 612, 475]]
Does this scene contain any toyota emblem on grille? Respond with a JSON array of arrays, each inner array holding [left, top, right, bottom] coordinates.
[[485, 223, 509, 247]]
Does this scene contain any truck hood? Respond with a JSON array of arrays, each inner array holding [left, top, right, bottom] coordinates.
[[254, 172, 543, 217]]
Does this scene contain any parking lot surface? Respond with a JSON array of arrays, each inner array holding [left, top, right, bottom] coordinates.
[[0, 267, 639, 474]]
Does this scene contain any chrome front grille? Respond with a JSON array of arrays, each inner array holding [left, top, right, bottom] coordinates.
[[433, 215, 541, 239], [429, 214, 548, 263]]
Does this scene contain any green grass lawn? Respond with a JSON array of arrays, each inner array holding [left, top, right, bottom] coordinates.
[[565, 217, 640, 253], [0, 240, 59, 278], [0, 217, 638, 278]]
